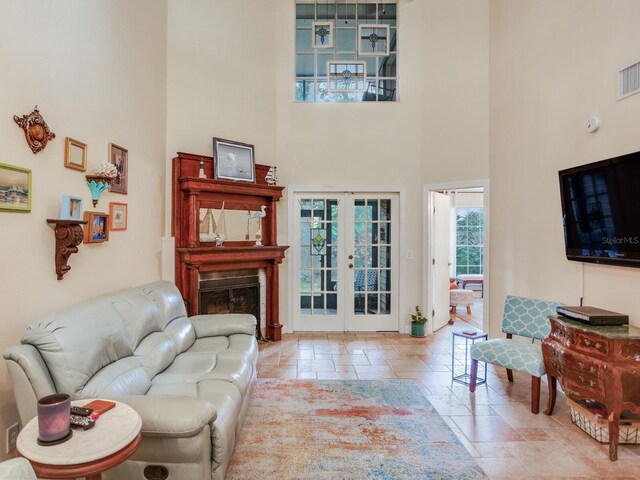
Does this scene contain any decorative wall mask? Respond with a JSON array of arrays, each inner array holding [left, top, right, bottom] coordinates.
[[13, 106, 56, 154]]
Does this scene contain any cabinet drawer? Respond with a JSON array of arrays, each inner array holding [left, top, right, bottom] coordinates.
[[572, 331, 610, 359], [562, 349, 604, 378], [542, 342, 605, 379], [561, 373, 605, 400]]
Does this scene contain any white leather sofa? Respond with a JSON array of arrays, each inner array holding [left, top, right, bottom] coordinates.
[[3, 281, 258, 480]]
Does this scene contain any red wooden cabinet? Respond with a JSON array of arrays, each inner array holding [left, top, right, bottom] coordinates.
[[543, 315, 640, 460], [172, 152, 289, 340]]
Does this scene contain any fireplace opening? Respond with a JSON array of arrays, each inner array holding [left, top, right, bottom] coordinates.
[[199, 274, 262, 339]]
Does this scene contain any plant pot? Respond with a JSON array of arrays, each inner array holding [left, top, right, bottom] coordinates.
[[410, 322, 426, 337]]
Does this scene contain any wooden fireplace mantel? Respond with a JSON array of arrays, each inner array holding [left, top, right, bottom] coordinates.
[[172, 152, 289, 341]]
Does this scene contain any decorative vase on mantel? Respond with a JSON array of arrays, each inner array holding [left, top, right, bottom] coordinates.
[[85, 175, 112, 207]]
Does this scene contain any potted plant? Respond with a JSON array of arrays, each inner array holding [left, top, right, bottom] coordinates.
[[410, 306, 428, 337]]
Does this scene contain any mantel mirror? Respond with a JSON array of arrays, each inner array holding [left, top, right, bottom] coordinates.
[[199, 207, 266, 244]]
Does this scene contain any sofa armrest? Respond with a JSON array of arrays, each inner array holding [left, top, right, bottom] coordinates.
[[110, 395, 217, 438], [190, 314, 256, 338], [3, 345, 57, 424]]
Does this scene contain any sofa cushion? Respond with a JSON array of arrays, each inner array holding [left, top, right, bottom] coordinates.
[[151, 353, 216, 385], [186, 336, 230, 354], [141, 282, 189, 330], [470, 338, 546, 377], [134, 332, 179, 380], [80, 357, 151, 399], [197, 351, 254, 398], [21, 299, 134, 396], [162, 317, 196, 354], [110, 288, 164, 348]]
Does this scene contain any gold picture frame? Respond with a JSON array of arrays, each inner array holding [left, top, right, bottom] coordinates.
[[64, 137, 87, 171], [0, 163, 31, 212]]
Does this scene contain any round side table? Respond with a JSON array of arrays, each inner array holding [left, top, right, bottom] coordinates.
[[17, 400, 141, 480]]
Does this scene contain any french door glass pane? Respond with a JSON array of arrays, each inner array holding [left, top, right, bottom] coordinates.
[[299, 198, 338, 316], [353, 198, 392, 316]]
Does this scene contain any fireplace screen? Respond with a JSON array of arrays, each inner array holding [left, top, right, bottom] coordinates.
[[199, 276, 261, 338]]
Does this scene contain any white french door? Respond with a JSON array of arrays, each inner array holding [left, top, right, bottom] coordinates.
[[293, 192, 399, 332]]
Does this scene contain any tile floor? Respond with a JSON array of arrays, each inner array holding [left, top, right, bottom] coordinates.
[[257, 324, 640, 479]]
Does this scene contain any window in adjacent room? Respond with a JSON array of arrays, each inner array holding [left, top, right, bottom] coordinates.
[[295, 1, 398, 103], [455, 207, 484, 275]]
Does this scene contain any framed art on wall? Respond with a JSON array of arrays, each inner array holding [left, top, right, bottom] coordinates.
[[109, 202, 128, 231], [83, 211, 109, 243], [60, 195, 83, 221], [108, 143, 128, 194], [212, 138, 256, 183], [64, 137, 87, 171], [0, 163, 31, 212]]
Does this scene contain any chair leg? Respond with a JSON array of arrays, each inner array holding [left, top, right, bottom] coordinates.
[[469, 359, 478, 393], [506, 368, 513, 382], [544, 375, 557, 416], [466, 305, 472, 314], [451, 306, 457, 314], [531, 376, 541, 414]]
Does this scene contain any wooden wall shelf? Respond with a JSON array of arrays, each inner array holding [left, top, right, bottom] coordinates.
[[172, 152, 289, 340], [46, 219, 88, 280]]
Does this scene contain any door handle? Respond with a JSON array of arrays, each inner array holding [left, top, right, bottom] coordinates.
[[348, 263, 354, 268], [348, 255, 354, 260]]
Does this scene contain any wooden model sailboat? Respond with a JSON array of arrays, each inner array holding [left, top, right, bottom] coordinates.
[[213, 202, 227, 246]]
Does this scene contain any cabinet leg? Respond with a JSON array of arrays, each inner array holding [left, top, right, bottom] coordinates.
[[544, 375, 556, 415], [608, 412, 619, 461]]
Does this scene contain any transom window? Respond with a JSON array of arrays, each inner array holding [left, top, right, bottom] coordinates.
[[295, 1, 398, 103]]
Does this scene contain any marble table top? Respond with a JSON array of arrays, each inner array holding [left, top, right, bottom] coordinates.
[[17, 400, 141, 465]]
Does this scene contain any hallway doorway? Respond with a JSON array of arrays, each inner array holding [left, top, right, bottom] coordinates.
[[424, 181, 489, 334]]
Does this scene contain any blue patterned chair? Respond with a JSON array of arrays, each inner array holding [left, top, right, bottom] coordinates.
[[469, 295, 563, 414]]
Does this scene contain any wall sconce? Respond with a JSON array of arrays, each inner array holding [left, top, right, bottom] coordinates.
[[85, 175, 112, 207]]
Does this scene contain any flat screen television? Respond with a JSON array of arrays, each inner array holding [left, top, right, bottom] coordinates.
[[559, 150, 640, 267]]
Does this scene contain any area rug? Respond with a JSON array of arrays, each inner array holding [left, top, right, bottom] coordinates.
[[226, 379, 487, 480]]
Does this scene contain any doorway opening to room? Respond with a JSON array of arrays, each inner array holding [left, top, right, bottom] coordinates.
[[291, 191, 400, 333], [424, 181, 489, 333]]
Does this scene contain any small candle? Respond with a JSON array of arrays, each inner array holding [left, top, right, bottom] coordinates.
[[37, 394, 71, 443]]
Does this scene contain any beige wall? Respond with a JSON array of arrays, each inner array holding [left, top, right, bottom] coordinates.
[[489, 0, 640, 336], [164, 0, 489, 330], [278, 0, 489, 329], [0, 0, 167, 458]]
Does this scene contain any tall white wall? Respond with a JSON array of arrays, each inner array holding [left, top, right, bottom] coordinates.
[[489, 0, 640, 336], [0, 0, 167, 458], [277, 0, 489, 329], [165, 0, 488, 330]]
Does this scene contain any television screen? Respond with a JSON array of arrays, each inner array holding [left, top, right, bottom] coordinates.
[[559, 150, 640, 267]]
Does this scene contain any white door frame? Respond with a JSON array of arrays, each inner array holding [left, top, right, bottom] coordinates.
[[287, 186, 406, 334], [423, 180, 490, 335]]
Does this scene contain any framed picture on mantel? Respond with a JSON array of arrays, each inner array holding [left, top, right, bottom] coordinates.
[[212, 137, 256, 183]]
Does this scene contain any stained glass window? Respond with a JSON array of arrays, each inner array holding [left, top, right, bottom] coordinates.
[[295, 1, 398, 103]]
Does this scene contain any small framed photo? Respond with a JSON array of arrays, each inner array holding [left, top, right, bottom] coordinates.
[[60, 195, 83, 221], [64, 137, 87, 171], [83, 211, 109, 243], [212, 138, 255, 183], [0, 163, 31, 213], [109, 202, 128, 231], [108, 143, 128, 194]]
